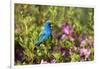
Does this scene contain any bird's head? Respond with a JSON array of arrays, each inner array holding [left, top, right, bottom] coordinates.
[[45, 20, 52, 29], [46, 20, 51, 26]]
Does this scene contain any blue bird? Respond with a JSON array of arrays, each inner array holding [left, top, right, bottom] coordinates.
[[35, 20, 52, 46]]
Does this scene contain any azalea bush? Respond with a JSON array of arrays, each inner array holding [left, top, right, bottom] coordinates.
[[14, 4, 94, 65]]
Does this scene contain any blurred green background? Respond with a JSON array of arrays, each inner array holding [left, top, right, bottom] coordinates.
[[14, 3, 94, 65]]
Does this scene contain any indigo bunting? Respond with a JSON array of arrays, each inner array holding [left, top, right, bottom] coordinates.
[[35, 20, 52, 46]]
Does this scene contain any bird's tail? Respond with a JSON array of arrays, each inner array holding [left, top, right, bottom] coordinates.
[[35, 41, 41, 46]]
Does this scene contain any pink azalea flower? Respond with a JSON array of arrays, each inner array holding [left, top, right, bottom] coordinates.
[[80, 48, 91, 59], [61, 23, 74, 40], [80, 40, 87, 48], [62, 23, 72, 35], [51, 59, 56, 63], [62, 25, 70, 35], [40, 59, 48, 64], [61, 34, 67, 39]]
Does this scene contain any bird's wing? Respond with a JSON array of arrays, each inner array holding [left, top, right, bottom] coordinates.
[[38, 32, 46, 42], [39, 32, 45, 39], [35, 33, 45, 46]]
